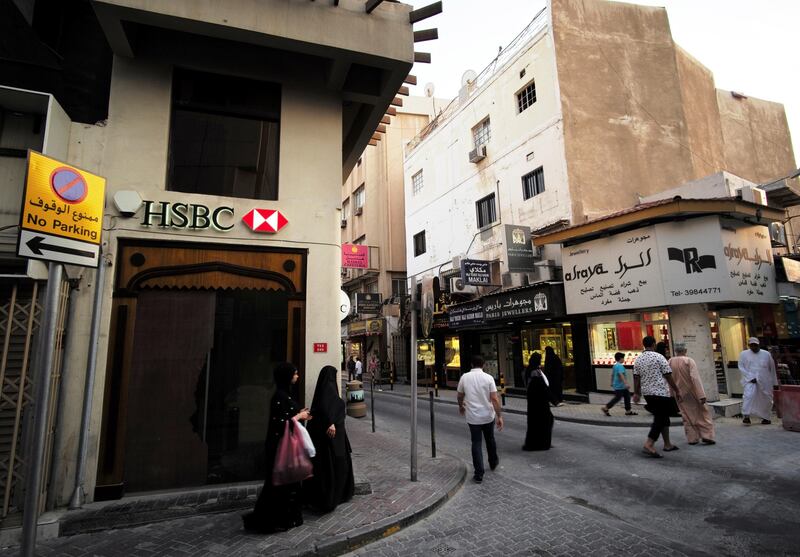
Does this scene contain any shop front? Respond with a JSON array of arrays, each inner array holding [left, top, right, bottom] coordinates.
[[448, 284, 591, 397], [540, 210, 781, 400]]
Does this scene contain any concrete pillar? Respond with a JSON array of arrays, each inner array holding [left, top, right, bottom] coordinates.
[[669, 303, 720, 401]]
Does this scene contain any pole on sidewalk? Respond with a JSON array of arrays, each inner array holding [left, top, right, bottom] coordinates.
[[370, 374, 375, 433], [21, 263, 63, 557], [429, 391, 436, 458], [69, 255, 107, 509], [408, 276, 418, 482]]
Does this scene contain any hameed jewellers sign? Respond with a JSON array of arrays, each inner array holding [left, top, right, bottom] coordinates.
[[112, 191, 288, 233], [561, 215, 778, 314]]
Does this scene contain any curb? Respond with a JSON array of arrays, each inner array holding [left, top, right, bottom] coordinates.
[[376, 389, 653, 428], [301, 455, 467, 556]]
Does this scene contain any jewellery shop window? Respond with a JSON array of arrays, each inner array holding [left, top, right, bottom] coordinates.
[[588, 311, 671, 366], [444, 335, 461, 382]]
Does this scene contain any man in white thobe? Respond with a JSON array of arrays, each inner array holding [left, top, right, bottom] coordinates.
[[738, 337, 777, 425]]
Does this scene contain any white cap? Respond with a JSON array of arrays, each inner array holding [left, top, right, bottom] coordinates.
[[748, 337, 760, 345]]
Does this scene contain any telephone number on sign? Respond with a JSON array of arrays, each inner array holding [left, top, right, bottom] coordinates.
[[670, 287, 721, 297]]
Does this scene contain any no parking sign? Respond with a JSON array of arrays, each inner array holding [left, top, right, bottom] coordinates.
[[17, 151, 105, 267]]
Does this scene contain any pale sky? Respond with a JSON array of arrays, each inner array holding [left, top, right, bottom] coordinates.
[[407, 0, 799, 174]]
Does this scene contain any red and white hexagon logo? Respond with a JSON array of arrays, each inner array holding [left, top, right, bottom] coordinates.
[[242, 208, 288, 233]]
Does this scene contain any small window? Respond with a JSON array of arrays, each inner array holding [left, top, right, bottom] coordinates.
[[472, 118, 491, 148], [412, 170, 424, 195], [341, 198, 350, 223], [366, 281, 379, 293], [354, 186, 365, 210], [392, 277, 408, 297], [516, 81, 537, 113], [476, 193, 497, 229], [413, 231, 426, 257], [522, 167, 545, 200]]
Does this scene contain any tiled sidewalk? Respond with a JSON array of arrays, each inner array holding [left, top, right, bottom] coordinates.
[[1, 417, 465, 556]]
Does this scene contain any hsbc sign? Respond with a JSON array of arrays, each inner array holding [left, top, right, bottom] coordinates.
[[242, 208, 288, 233]]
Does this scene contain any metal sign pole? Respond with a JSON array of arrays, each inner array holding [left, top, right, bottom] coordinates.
[[21, 262, 63, 557], [408, 276, 418, 482], [69, 256, 107, 509]]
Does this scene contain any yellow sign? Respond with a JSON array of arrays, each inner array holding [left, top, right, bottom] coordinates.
[[21, 151, 105, 245]]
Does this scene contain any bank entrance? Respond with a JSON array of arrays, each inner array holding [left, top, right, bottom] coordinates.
[[95, 241, 306, 499]]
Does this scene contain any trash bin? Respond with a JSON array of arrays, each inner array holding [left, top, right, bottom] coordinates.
[[346, 380, 366, 418], [777, 384, 800, 432]]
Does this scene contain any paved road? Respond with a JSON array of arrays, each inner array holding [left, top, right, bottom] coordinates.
[[348, 392, 800, 557]]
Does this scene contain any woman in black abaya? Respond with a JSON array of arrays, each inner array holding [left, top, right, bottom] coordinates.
[[544, 346, 565, 406], [304, 365, 355, 512], [523, 353, 556, 451], [243, 362, 310, 533]]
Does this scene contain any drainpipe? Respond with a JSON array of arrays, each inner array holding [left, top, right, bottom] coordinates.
[[68, 253, 108, 509]]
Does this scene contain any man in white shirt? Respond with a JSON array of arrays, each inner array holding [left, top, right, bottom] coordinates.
[[354, 357, 363, 381], [457, 355, 504, 483], [738, 337, 777, 425]]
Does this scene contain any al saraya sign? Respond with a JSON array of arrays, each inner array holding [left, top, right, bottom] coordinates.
[[562, 215, 778, 314]]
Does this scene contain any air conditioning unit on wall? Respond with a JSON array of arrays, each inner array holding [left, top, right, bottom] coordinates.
[[526, 260, 557, 284], [450, 277, 478, 294], [468, 144, 487, 163], [340, 219, 347, 228], [355, 207, 363, 216], [739, 185, 767, 206]]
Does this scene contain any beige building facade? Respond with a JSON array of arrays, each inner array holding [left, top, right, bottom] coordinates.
[[0, 0, 415, 520]]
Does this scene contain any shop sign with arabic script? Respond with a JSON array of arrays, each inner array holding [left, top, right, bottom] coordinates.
[[482, 284, 565, 321]]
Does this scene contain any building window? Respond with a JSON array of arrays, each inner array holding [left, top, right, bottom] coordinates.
[[392, 277, 408, 298], [476, 193, 497, 229], [354, 185, 365, 213], [168, 69, 281, 200], [472, 118, 491, 148], [516, 80, 537, 113], [366, 281, 379, 293], [522, 167, 545, 200], [342, 198, 350, 225], [413, 231, 426, 257], [412, 170, 424, 195]]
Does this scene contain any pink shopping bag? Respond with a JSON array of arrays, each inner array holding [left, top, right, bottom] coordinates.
[[272, 418, 314, 486]]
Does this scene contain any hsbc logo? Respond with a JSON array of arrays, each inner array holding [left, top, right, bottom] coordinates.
[[242, 209, 288, 233], [667, 247, 716, 274]]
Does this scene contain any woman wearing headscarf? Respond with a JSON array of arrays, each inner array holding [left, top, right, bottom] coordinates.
[[522, 353, 556, 451], [544, 346, 565, 406], [304, 365, 355, 512], [243, 362, 311, 533]]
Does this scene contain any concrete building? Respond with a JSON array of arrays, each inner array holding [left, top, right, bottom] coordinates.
[[0, 0, 417, 526], [340, 96, 440, 381], [402, 0, 796, 397]]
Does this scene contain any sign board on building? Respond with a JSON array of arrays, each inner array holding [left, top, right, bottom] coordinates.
[[421, 275, 435, 337], [339, 290, 351, 321], [355, 292, 382, 314], [504, 224, 535, 273], [561, 216, 778, 314], [483, 284, 565, 321], [448, 301, 485, 328], [313, 343, 328, 353], [347, 319, 384, 337], [18, 151, 105, 268], [460, 259, 491, 285], [342, 244, 369, 268], [782, 257, 800, 283], [242, 208, 288, 233]]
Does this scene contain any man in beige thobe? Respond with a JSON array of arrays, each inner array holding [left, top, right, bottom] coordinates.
[[669, 344, 715, 445]]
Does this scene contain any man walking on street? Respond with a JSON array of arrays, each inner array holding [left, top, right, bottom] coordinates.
[[346, 355, 356, 381], [457, 355, 504, 483], [633, 336, 681, 458], [738, 337, 777, 425], [355, 357, 363, 381]]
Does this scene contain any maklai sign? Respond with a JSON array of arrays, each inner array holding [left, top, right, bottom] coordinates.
[[17, 151, 105, 267], [460, 259, 491, 285]]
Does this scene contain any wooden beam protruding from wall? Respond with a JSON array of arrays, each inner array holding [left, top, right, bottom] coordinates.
[[414, 52, 432, 63], [371, 133, 381, 142], [369, 139, 378, 146], [391, 97, 403, 107], [376, 125, 387, 134], [409, 2, 442, 24], [381, 115, 391, 124], [387, 107, 397, 116], [398, 86, 409, 96], [404, 74, 418, 86], [414, 28, 438, 42]]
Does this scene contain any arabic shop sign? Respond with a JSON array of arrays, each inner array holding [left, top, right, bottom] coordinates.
[[482, 285, 564, 322], [342, 244, 369, 269], [460, 259, 491, 285], [505, 224, 535, 272], [448, 301, 485, 328], [561, 216, 777, 314]]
